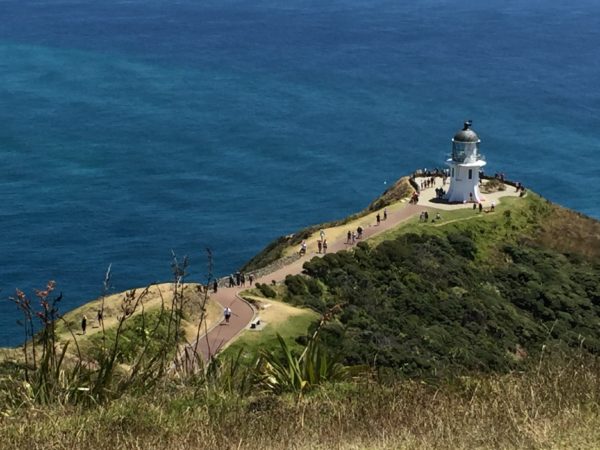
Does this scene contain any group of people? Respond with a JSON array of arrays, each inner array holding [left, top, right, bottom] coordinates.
[[420, 177, 437, 190], [409, 191, 420, 204], [419, 211, 442, 223], [344, 209, 387, 245], [316, 239, 328, 254], [81, 309, 104, 335], [515, 182, 527, 196], [414, 168, 448, 178], [435, 187, 447, 199], [472, 201, 495, 213], [226, 271, 254, 290]]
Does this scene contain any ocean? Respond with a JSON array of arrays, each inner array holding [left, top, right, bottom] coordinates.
[[1, 0, 599, 345]]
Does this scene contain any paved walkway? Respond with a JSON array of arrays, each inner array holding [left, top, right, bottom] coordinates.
[[414, 176, 521, 210], [187, 179, 522, 363], [190, 202, 428, 362]]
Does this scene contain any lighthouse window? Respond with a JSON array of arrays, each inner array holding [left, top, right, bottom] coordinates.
[[468, 169, 473, 179]]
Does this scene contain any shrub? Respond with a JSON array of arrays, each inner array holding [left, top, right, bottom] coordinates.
[[255, 283, 277, 298]]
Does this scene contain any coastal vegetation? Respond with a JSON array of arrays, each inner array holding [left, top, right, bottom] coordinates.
[[1, 185, 600, 448], [283, 194, 600, 377]]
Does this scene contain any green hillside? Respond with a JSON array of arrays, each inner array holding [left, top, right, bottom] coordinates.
[[2, 188, 600, 449], [284, 194, 600, 376]]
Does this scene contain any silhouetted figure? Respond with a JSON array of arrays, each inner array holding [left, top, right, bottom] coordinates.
[[224, 307, 232, 324], [383, 209, 388, 220], [81, 315, 87, 335], [213, 279, 218, 293], [249, 274, 254, 286], [322, 239, 328, 254], [347, 231, 352, 244], [97, 310, 103, 328], [317, 240, 322, 253], [376, 213, 381, 225]]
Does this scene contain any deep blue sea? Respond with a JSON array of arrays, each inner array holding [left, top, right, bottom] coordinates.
[[1, 0, 599, 345]]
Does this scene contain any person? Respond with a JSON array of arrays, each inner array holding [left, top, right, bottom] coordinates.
[[228, 274, 235, 288], [97, 310, 103, 328], [213, 279, 218, 293], [224, 306, 232, 324], [376, 213, 381, 225], [347, 230, 352, 244], [81, 315, 87, 335], [479, 203, 483, 213], [319, 229, 325, 241], [435, 212, 441, 221], [299, 240, 307, 256], [322, 239, 328, 254], [317, 240, 322, 254], [235, 272, 241, 286], [383, 208, 387, 220], [241, 273, 246, 287], [249, 274, 254, 286], [491, 201, 496, 211], [351, 231, 356, 244], [357, 226, 363, 239]]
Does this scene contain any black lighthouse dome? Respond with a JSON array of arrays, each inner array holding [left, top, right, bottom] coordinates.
[[453, 120, 480, 143]]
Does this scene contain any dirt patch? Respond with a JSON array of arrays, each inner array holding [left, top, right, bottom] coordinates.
[[241, 295, 314, 326]]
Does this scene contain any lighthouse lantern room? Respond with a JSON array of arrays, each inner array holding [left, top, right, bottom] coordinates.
[[445, 120, 486, 203]]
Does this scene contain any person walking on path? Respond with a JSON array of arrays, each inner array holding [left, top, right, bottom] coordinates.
[[96, 310, 103, 328], [383, 208, 388, 221], [320, 229, 325, 241], [224, 306, 232, 324], [81, 315, 87, 335], [376, 213, 381, 225], [322, 239, 328, 254], [317, 240, 322, 254], [249, 274, 254, 286], [347, 230, 352, 244], [228, 274, 235, 288], [213, 279, 218, 293]]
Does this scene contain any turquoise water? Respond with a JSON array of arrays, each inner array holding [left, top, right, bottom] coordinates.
[[1, 0, 599, 344]]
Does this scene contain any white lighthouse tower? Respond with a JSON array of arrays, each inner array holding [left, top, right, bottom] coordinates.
[[445, 120, 486, 203]]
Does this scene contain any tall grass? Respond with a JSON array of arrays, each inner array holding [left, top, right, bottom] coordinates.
[[1, 354, 598, 449], [2, 252, 205, 409]]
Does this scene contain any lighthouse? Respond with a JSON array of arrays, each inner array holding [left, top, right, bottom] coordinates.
[[445, 120, 486, 203]]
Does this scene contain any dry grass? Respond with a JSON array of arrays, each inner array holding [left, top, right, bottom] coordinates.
[[1, 356, 598, 449], [535, 203, 600, 260], [56, 283, 222, 350]]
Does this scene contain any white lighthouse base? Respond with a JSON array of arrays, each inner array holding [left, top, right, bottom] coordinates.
[[445, 160, 486, 203]]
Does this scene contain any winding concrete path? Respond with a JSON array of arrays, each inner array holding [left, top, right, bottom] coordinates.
[[188, 178, 521, 363], [190, 201, 428, 362]]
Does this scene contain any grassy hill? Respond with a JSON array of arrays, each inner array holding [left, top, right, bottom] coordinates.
[[284, 193, 600, 376], [2, 182, 600, 449]]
